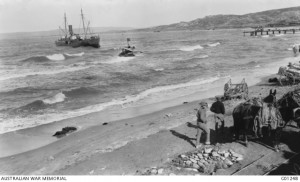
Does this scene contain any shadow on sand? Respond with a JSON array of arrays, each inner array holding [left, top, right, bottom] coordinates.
[[169, 130, 196, 148], [170, 122, 235, 148]]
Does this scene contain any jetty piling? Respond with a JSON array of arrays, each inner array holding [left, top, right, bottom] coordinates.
[[243, 28, 300, 36]]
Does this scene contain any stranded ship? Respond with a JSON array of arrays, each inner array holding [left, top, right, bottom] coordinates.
[[55, 9, 100, 48]]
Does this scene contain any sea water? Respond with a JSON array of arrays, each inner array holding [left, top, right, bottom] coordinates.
[[0, 29, 299, 134]]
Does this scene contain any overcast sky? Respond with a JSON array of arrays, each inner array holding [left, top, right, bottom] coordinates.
[[0, 0, 300, 33]]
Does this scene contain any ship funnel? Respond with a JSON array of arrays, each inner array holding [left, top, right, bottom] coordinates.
[[68, 25, 73, 35]]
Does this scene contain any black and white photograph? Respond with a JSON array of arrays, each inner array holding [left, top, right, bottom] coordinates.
[[0, 0, 300, 179]]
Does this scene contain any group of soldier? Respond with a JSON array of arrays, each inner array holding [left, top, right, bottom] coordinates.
[[195, 96, 225, 148]]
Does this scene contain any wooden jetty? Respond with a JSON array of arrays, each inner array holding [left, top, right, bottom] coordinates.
[[243, 28, 300, 36]]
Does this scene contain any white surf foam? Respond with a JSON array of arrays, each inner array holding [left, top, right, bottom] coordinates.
[[46, 54, 65, 61], [42, 66, 90, 74], [0, 76, 223, 134], [106, 57, 135, 64], [0, 65, 91, 82], [43, 93, 66, 104], [208, 42, 221, 47], [143, 76, 220, 95], [64, 52, 85, 57], [275, 34, 285, 37], [261, 35, 269, 38], [179, 45, 203, 51], [154, 68, 164, 71], [198, 55, 209, 59]]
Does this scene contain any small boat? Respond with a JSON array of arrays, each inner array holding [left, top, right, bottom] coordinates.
[[55, 9, 100, 48], [119, 38, 135, 57], [119, 47, 135, 57]]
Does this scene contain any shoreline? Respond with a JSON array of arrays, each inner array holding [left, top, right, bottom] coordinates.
[[1, 51, 296, 136], [0, 70, 274, 158], [1, 72, 299, 175]]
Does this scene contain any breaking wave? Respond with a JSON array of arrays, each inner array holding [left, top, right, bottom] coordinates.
[[179, 45, 203, 51], [21, 52, 84, 63], [9, 93, 66, 115], [21, 54, 64, 63], [22, 56, 51, 63], [184, 55, 209, 62], [64, 52, 85, 57], [246, 60, 258, 65], [154, 68, 164, 71], [197, 55, 209, 59], [207, 42, 221, 47], [101, 48, 119, 52], [13, 100, 48, 113], [46, 54, 65, 61], [74, 76, 221, 109], [1, 75, 225, 134], [0, 65, 90, 81], [62, 87, 100, 98], [135, 76, 221, 97], [105, 56, 135, 64], [43, 92, 66, 104]]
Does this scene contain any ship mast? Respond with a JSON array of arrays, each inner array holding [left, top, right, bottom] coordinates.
[[64, 12, 68, 37], [81, 8, 87, 38]]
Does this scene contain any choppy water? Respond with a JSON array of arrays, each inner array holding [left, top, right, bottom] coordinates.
[[0, 29, 299, 134]]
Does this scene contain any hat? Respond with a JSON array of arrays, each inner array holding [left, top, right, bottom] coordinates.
[[199, 101, 208, 107]]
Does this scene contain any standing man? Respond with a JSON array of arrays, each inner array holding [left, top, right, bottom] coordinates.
[[210, 96, 225, 143], [293, 44, 299, 56], [196, 101, 211, 148]]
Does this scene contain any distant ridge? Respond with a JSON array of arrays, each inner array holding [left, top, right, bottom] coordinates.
[[2, 6, 300, 36], [138, 6, 300, 32], [0, 27, 135, 38]]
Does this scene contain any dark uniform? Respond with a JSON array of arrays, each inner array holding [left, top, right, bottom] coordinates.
[[210, 97, 225, 142]]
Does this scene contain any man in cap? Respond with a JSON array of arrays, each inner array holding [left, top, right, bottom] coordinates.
[[210, 96, 225, 143], [195, 101, 211, 148]]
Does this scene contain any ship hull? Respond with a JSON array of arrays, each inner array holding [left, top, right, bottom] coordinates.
[[55, 37, 100, 48]]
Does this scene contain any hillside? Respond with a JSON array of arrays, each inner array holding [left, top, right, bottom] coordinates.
[[0, 27, 134, 39], [140, 6, 300, 31]]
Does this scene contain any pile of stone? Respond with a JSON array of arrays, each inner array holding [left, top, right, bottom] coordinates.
[[138, 146, 244, 175], [171, 147, 243, 174]]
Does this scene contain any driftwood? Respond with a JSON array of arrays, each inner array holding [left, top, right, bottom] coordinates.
[[53, 126, 77, 138], [224, 78, 248, 100]]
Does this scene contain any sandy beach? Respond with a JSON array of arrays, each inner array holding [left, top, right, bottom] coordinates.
[[1, 0, 300, 178], [0, 74, 299, 175]]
